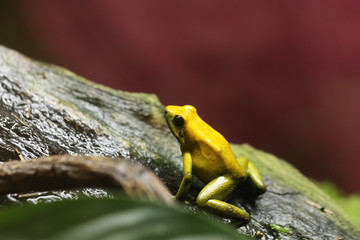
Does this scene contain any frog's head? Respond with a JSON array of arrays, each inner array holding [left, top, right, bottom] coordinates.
[[164, 105, 197, 145]]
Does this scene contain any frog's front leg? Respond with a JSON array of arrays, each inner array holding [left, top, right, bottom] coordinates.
[[196, 175, 250, 222], [175, 152, 192, 199]]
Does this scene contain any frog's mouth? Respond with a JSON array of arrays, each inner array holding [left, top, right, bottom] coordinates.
[[164, 111, 179, 141]]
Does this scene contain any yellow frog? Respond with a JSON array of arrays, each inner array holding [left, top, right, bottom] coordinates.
[[165, 105, 266, 222]]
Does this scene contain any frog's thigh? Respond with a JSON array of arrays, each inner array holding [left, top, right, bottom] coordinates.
[[197, 176, 236, 206], [196, 176, 250, 221]]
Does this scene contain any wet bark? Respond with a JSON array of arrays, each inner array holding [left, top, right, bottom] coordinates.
[[0, 45, 359, 239]]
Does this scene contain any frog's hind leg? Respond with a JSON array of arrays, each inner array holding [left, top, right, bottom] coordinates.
[[237, 157, 266, 194], [247, 161, 266, 194], [196, 175, 250, 222]]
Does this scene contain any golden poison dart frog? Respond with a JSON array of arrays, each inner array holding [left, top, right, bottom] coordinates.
[[165, 105, 266, 222]]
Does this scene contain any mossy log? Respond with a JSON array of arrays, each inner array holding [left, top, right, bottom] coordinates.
[[0, 45, 359, 239]]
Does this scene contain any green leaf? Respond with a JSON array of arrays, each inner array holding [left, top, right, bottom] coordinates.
[[0, 195, 252, 240]]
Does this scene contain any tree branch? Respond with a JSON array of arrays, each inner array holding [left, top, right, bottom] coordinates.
[[0, 155, 173, 204]]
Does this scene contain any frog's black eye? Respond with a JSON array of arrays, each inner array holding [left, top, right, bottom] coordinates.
[[172, 115, 184, 127]]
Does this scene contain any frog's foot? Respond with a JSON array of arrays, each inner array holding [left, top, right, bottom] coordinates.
[[206, 199, 250, 222]]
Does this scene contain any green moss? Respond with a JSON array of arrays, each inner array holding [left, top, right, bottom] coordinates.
[[232, 144, 338, 206], [269, 223, 291, 234], [318, 182, 360, 227], [231, 144, 359, 236]]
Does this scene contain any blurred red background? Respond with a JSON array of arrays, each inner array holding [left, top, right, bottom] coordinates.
[[1, 1, 359, 193]]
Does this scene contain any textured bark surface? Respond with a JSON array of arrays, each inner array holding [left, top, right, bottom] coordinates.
[[0, 45, 359, 239]]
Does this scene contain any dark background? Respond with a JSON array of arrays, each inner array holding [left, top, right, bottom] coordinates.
[[1, 1, 359, 193]]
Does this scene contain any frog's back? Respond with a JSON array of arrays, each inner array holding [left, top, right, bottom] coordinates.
[[185, 117, 246, 183]]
